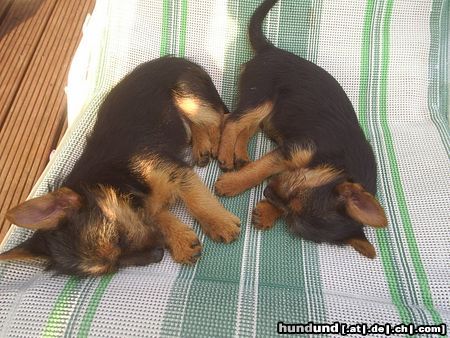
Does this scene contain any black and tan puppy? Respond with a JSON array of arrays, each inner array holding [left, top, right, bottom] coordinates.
[[0, 56, 240, 276], [215, 0, 387, 258]]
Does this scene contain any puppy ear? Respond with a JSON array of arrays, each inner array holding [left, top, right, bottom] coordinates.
[[346, 236, 376, 259], [6, 187, 82, 230], [0, 235, 48, 261], [336, 182, 387, 228]]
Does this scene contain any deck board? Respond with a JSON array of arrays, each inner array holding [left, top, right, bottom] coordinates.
[[0, 0, 95, 242]]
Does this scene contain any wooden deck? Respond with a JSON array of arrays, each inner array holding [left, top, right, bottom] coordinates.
[[0, 0, 95, 243]]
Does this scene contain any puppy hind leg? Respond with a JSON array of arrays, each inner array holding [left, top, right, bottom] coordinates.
[[234, 123, 260, 169], [218, 101, 274, 171], [189, 122, 213, 167], [173, 91, 224, 166]]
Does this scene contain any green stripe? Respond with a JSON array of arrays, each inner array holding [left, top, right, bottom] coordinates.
[[178, 0, 188, 57], [160, 0, 172, 56], [428, 0, 450, 153], [64, 278, 98, 337], [257, 1, 326, 335], [359, 0, 412, 324], [160, 2, 251, 336], [378, 0, 444, 326], [42, 277, 81, 337], [358, 0, 374, 131], [77, 274, 114, 338]]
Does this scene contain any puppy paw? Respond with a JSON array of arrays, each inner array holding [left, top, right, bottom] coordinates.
[[218, 159, 235, 172], [252, 200, 281, 230], [193, 151, 210, 167], [202, 212, 241, 243], [215, 173, 243, 196], [234, 157, 249, 170], [167, 228, 202, 265]]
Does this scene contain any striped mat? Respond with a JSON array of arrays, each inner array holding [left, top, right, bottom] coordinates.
[[0, 0, 449, 337]]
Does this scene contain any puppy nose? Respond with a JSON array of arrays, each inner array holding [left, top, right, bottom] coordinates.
[[151, 247, 164, 263]]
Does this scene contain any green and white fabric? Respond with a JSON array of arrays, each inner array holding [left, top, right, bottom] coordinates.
[[1, 0, 448, 337]]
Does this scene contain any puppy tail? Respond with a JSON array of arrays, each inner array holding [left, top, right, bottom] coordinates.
[[249, 0, 279, 53]]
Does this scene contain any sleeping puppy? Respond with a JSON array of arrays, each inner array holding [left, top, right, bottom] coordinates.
[[0, 56, 240, 276], [215, 0, 387, 258]]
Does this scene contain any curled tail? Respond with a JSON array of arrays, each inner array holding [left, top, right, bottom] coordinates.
[[249, 0, 279, 53]]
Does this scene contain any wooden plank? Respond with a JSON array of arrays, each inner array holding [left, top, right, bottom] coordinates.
[[0, 0, 56, 128], [0, 0, 95, 241]]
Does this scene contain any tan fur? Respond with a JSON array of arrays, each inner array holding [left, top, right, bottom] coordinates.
[[80, 263, 114, 276], [347, 237, 376, 259], [252, 199, 283, 230], [133, 153, 240, 245], [284, 146, 315, 170], [155, 209, 201, 264], [289, 198, 303, 213], [301, 165, 342, 188], [218, 101, 274, 170], [275, 165, 342, 199], [217, 121, 240, 169], [131, 154, 184, 216], [215, 150, 285, 197], [95, 185, 148, 246], [5, 187, 82, 230], [189, 123, 213, 166], [76, 215, 122, 275], [337, 182, 388, 228], [261, 118, 283, 144], [173, 95, 222, 127], [173, 93, 223, 163], [178, 172, 241, 243], [234, 123, 260, 167]]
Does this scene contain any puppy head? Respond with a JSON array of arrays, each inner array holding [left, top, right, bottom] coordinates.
[[0, 186, 164, 276], [264, 166, 387, 258]]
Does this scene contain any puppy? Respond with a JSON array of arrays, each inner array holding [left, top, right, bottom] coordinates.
[[215, 0, 387, 258], [0, 56, 240, 276]]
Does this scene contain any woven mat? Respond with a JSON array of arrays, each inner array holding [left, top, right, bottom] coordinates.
[[1, 1, 449, 337]]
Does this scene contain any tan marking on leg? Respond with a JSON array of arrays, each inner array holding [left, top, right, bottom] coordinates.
[[252, 199, 283, 230], [178, 172, 241, 243], [174, 95, 221, 126], [215, 149, 285, 197], [233, 123, 259, 169], [190, 123, 212, 167], [217, 120, 240, 171], [207, 121, 222, 159], [155, 209, 202, 264], [174, 94, 224, 163], [218, 101, 274, 171], [131, 154, 183, 215]]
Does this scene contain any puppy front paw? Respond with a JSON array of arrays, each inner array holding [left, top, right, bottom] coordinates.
[[193, 150, 211, 167], [202, 211, 241, 243], [215, 173, 244, 196], [167, 228, 202, 265], [252, 200, 282, 230]]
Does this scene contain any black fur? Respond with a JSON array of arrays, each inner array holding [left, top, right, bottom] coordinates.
[[235, 0, 383, 248], [6, 56, 229, 275]]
